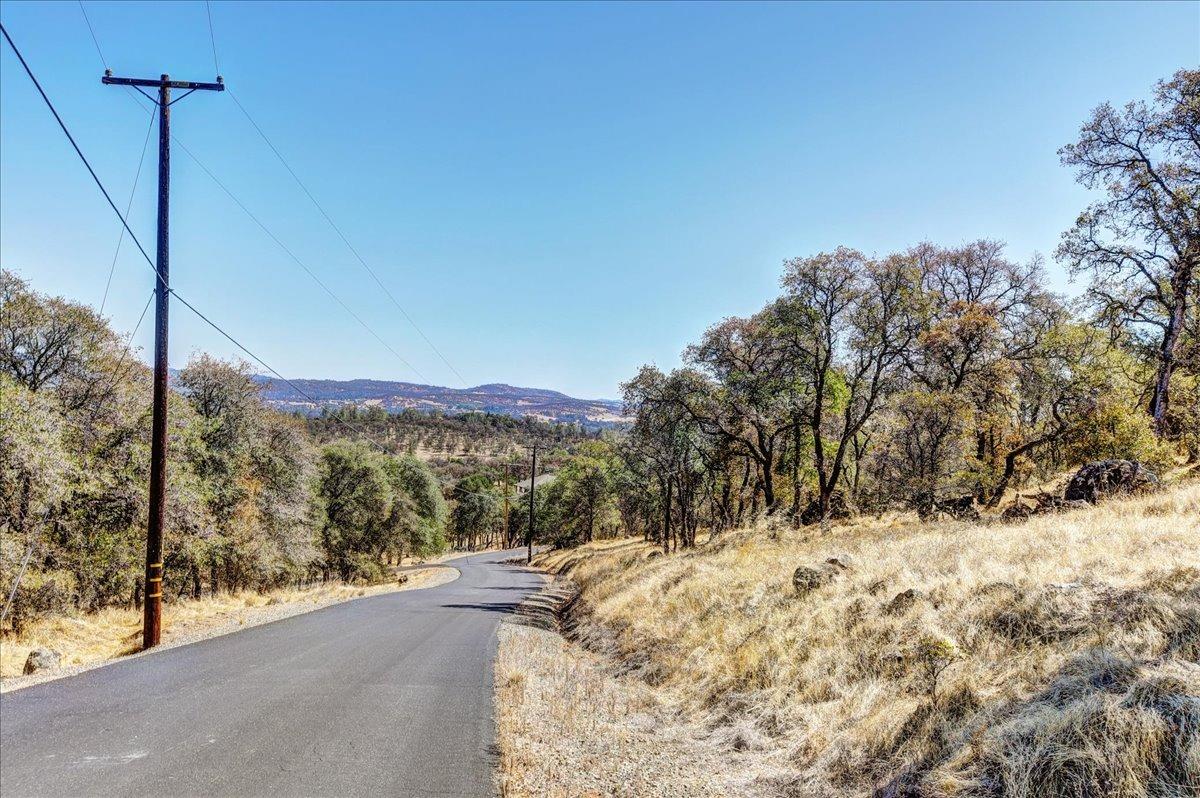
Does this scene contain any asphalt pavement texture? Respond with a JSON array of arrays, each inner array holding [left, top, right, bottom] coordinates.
[[0, 549, 545, 797]]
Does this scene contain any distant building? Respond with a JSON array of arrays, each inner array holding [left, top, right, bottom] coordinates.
[[514, 473, 556, 496]]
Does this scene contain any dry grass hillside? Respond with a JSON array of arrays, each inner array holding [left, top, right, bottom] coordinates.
[[535, 482, 1200, 798]]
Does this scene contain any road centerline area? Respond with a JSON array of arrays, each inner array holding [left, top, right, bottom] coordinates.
[[0, 550, 544, 798]]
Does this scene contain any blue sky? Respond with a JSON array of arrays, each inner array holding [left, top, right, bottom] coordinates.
[[2, 1, 1197, 399]]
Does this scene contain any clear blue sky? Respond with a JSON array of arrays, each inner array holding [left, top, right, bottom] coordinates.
[[2, 1, 1197, 399]]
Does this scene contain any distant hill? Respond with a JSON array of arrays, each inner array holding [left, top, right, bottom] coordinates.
[[253, 376, 628, 428]]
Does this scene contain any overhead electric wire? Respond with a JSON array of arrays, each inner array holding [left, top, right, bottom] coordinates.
[[226, 89, 470, 387], [58, 14, 431, 447], [1, 21, 162, 291], [7, 16, 489, 503], [99, 109, 155, 315], [112, 83, 428, 382], [76, 0, 107, 70], [166, 133, 429, 382], [0, 21, 375, 443], [203, 0, 220, 76], [95, 288, 155, 403]]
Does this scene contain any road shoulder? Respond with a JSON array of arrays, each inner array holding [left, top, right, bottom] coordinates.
[[1, 565, 460, 693], [493, 575, 767, 797]]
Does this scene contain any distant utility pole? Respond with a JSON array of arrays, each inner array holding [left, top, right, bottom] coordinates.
[[525, 443, 538, 564], [501, 462, 511, 548], [101, 70, 224, 650]]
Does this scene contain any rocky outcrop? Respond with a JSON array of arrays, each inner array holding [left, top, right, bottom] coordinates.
[[1064, 460, 1159, 504], [885, 588, 927, 614], [23, 648, 61, 675], [793, 565, 836, 596]]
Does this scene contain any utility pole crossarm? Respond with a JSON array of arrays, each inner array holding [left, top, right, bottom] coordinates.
[[102, 74, 225, 92]]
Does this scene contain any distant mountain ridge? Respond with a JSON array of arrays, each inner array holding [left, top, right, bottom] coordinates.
[[253, 376, 627, 428]]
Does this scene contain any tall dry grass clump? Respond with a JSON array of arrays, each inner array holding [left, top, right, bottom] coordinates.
[[537, 482, 1200, 797]]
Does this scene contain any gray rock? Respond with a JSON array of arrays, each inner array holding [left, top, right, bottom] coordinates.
[[793, 565, 836, 595], [1064, 460, 1159, 504], [23, 648, 61, 675], [1001, 502, 1035, 521], [885, 588, 926, 614], [825, 554, 855, 571]]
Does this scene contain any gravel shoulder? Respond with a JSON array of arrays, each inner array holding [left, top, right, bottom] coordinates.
[[494, 578, 774, 797]]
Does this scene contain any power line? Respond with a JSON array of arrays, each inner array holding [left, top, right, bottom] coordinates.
[[100, 109, 156, 316], [0, 22, 369, 443], [113, 85, 428, 382], [226, 89, 470, 387], [67, 9, 425, 390], [92, 3, 454, 387], [204, 0, 220, 76], [76, 0, 107, 70], [77, 1, 156, 317], [1, 21, 162, 291], [5, 18, 481, 501], [95, 288, 155, 404], [166, 133, 429, 382]]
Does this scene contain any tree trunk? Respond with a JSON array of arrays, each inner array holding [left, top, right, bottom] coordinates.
[[986, 430, 1063, 507], [790, 416, 803, 522], [734, 458, 750, 525], [761, 461, 776, 514], [663, 478, 673, 555], [1150, 259, 1194, 434]]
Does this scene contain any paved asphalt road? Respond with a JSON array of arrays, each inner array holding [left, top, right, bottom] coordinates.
[[0, 549, 544, 797]]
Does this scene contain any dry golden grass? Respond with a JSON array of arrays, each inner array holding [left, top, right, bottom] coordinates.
[[537, 482, 1200, 797], [496, 612, 768, 797], [1, 565, 458, 683]]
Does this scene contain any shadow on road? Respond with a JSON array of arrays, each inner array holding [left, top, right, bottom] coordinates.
[[440, 602, 523, 614]]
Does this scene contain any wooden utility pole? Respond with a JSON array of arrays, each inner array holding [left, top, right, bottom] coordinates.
[[526, 444, 538, 564], [101, 71, 224, 649], [502, 462, 511, 548]]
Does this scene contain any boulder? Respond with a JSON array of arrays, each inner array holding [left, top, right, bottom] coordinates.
[[885, 588, 927, 614], [825, 554, 855, 571], [793, 565, 837, 596], [1064, 460, 1159, 504], [23, 648, 61, 675], [1001, 502, 1035, 521]]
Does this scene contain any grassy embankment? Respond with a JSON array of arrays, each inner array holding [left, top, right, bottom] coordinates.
[[523, 482, 1199, 797], [1, 565, 458, 683]]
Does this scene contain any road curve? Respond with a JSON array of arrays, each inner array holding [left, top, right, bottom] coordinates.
[[0, 549, 544, 797]]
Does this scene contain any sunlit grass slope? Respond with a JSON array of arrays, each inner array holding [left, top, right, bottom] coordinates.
[[537, 482, 1200, 797]]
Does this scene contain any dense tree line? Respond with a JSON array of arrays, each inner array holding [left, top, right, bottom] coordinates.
[[534, 69, 1198, 551], [0, 273, 447, 631]]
